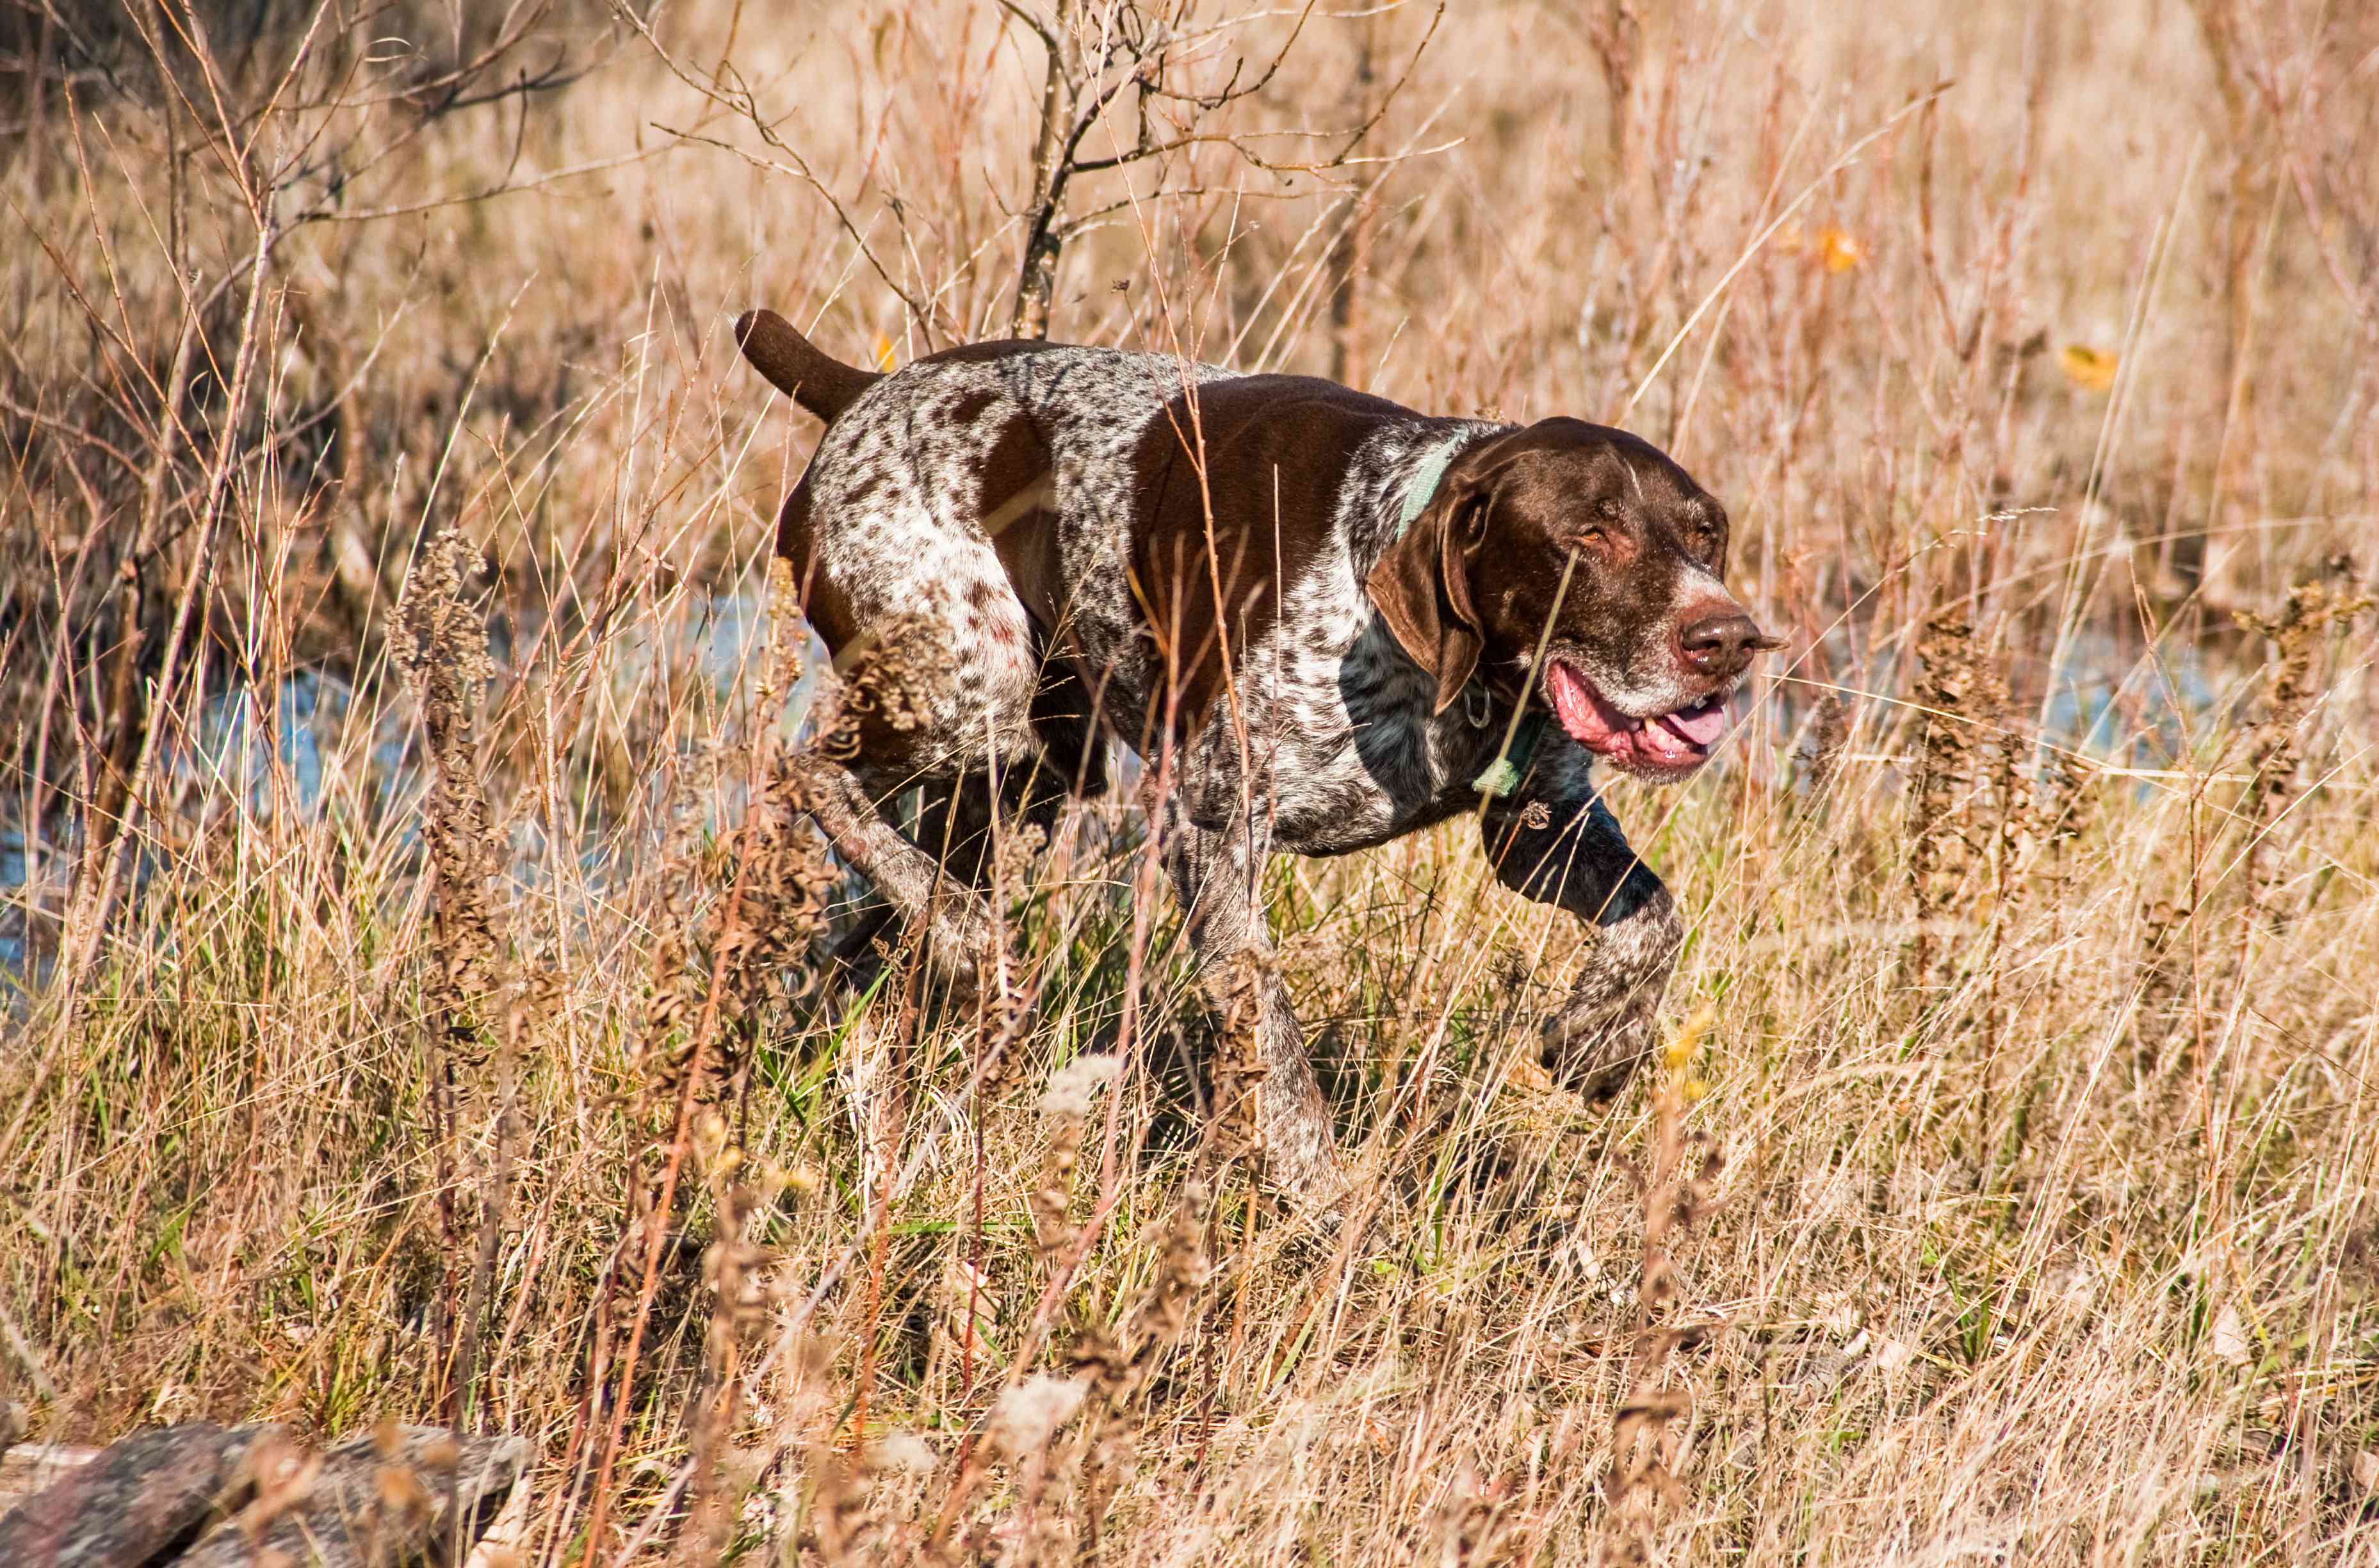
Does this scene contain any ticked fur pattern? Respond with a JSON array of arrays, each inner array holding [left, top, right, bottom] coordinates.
[[780, 340, 1682, 1204]]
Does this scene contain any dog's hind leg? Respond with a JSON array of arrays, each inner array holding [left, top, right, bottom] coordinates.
[[1157, 796, 1345, 1207], [796, 757, 999, 993], [815, 746, 1082, 992]]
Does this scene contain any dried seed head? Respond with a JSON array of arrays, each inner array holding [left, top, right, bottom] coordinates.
[[1803, 691, 1849, 791], [1039, 1053, 1121, 1119], [2235, 559, 2371, 929], [988, 1373, 1087, 1457], [395, 526, 505, 1061], [811, 613, 943, 762], [373, 1461, 430, 1515], [868, 1430, 939, 1476]]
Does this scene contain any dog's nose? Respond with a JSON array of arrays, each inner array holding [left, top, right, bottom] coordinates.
[[1678, 610, 1767, 678]]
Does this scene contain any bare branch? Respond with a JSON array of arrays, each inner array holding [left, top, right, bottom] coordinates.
[[1005, 0, 1435, 337], [656, 122, 942, 339], [606, 1, 949, 344]]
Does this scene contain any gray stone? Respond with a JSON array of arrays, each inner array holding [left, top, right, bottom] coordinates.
[[0, 1423, 277, 1568], [178, 1427, 530, 1568]]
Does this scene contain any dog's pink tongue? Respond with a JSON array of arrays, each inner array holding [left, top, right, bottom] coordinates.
[[1667, 699, 1729, 747], [1548, 663, 1618, 745]]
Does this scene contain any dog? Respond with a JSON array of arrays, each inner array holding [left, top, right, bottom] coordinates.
[[733, 309, 1776, 1200]]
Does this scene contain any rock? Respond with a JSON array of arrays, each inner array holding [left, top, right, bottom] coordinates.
[[0, 1423, 529, 1568], [180, 1426, 530, 1568], [0, 1423, 279, 1568]]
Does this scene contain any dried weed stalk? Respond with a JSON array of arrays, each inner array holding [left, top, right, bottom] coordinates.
[[394, 525, 527, 1423], [769, 1336, 918, 1566], [806, 1442, 884, 1562], [452, 964, 557, 1435], [1904, 607, 2011, 975], [920, 1049, 1123, 1565], [1800, 691, 1850, 795], [1032, 1054, 1124, 1264], [811, 613, 937, 766], [684, 1114, 781, 1563], [1065, 952, 1265, 1550], [2134, 896, 2194, 1067], [921, 958, 1265, 1562], [394, 526, 505, 1056], [1604, 1004, 1721, 1556], [970, 949, 1047, 1107], [2233, 556, 2370, 932], [638, 561, 843, 1105], [584, 561, 856, 1560]]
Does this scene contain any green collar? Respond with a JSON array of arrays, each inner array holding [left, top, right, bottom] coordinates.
[[1471, 708, 1548, 799], [1396, 433, 1474, 535]]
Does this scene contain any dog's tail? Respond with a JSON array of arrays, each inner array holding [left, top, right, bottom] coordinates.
[[733, 309, 882, 423]]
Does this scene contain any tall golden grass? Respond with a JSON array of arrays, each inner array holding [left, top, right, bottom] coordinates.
[[3, 1, 2376, 1562]]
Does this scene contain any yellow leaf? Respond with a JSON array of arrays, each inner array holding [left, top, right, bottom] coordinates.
[[1817, 226, 1864, 273], [872, 332, 898, 372], [1662, 999, 1717, 1071], [2059, 344, 2118, 392]]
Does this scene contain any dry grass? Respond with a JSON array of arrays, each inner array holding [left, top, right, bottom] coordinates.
[[3, 1, 2378, 1562]]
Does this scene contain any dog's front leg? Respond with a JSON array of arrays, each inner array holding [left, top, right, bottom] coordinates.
[[1155, 795, 1344, 1204], [1481, 787, 1684, 1098]]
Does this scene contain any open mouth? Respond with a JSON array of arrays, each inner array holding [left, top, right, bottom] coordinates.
[[1543, 658, 1730, 777]]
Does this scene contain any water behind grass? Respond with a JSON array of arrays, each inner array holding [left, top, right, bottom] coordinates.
[[0, 595, 2268, 990]]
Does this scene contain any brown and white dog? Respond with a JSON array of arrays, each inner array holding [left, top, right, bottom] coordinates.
[[735, 309, 1776, 1199]]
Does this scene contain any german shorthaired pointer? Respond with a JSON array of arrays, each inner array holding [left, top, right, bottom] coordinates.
[[735, 309, 1775, 1200]]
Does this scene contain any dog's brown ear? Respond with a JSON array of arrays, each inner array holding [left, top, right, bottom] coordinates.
[[1366, 467, 1490, 715]]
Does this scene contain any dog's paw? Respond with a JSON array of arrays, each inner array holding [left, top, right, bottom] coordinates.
[[1536, 1008, 1653, 1103]]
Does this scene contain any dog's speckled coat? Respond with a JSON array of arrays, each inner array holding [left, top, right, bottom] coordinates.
[[737, 312, 1766, 1200]]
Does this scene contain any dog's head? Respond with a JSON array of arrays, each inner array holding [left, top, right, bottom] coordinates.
[[1368, 419, 1778, 781]]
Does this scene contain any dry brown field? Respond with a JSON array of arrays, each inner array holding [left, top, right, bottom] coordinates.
[[3, 1, 2377, 1562]]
